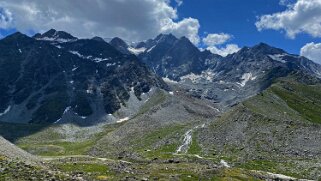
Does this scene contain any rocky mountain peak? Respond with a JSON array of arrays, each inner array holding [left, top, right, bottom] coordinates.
[[250, 42, 285, 55], [155, 33, 177, 44], [33, 29, 77, 42], [109, 37, 131, 54], [175, 36, 198, 50], [1, 32, 34, 46], [110, 37, 129, 48]]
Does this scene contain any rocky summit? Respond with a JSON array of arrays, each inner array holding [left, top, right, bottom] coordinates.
[[0, 30, 321, 181]]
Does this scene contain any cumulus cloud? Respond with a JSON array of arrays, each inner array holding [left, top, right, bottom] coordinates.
[[202, 33, 240, 56], [203, 33, 232, 46], [206, 44, 240, 57], [256, 0, 321, 39], [300, 42, 321, 64], [161, 17, 200, 44], [0, 0, 200, 44]]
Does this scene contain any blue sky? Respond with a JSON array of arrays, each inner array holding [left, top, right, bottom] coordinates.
[[0, 0, 321, 63], [176, 0, 321, 54]]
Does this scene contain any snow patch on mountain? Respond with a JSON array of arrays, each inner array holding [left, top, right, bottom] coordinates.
[[69, 51, 112, 63], [162, 77, 179, 84], [72, 67, 78, 71], [63, 106, 71, 114], [147, 45, 156, 53], [93, 57, 111, 63], [180, 73, 203, 83], [180, 70, 216, 83], [237, 73, 257, 87], [69, 51, 83, 57], [35, 30, 77, 43], [128, 47, 146, 55], [117, 117, 129, 123], [106, 63, 116, 67], [54, 118, 61, 124], [36, 37, 76, 43], [268, 54, 287, 63], [0, 106, 11, 117]]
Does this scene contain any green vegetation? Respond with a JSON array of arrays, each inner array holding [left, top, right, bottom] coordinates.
[[0, 157, 67, 181], [134, 89, 167, 117], [136, 124, 185, 148], [211, 168, 262, 181], [10, 122, 124, 157], [188, 132, 202, 155], [19, 140, 96, 156], [244, 75, 321, 124], [271, 82, 321, 123], [239, 160, 279, 172], [238, 160, 302, 179], [56, 162, 109, 174]]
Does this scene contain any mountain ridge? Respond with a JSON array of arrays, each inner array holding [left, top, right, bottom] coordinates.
[[0, 30, 168, 125]]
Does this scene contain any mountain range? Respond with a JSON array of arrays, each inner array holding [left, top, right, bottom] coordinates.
[[1, 29, 321, 180]]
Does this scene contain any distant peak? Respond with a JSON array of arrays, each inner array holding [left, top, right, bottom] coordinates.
[[179, 36, 191, 42], [110, 37, 126, 43], [254, 42, 273, 49], [91, 36, 105, 42], [34, 29, 77, 42], [176, 36, 196, 48], [110, 37, 128, 48], [246, 42, 286, 55], [11, 31, 26, 36], [0, 32, 34, 45], [3, 32, 31, 40], [47, 28, 57, 34], [155, 33, 177, 42]]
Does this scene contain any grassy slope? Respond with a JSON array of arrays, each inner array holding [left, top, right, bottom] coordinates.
[[201, 73, 321, 179], [244, 73, 321, 123]]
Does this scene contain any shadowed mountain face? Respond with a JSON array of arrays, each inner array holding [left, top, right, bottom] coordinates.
[[0, 30, 167, 125]]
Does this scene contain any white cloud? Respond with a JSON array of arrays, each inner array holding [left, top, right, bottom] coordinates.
[[202, 33, 239, 56], [203, 33, 232, 46], [0, 0, 200, 44], [161, 17, 200, 44], [0, 7, 13, 29], [300, 42, 321, 64], [256, 0, 321, 39], [206, 44, 241, 57]]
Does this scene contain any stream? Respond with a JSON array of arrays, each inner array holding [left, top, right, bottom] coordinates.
[[176, 124, 205, 153]]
